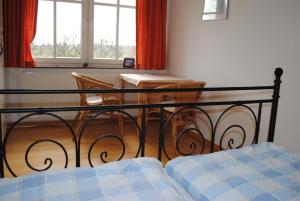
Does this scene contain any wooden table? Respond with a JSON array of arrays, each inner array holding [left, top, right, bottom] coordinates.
[[119, 74, 193, 129]]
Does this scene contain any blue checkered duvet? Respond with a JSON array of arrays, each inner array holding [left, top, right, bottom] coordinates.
[[166, 143, 300, 201], [0, 157, 193, 201]]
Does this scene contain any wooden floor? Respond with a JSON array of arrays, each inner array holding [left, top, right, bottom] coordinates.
[[3, 119, 213, 177]]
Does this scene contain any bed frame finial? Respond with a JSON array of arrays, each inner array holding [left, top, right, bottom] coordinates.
[[275, 68, 283, 80], [268, 67, 283, 142]]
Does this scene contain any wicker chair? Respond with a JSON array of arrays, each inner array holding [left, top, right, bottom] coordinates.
[[72, 72, 123, 137], [145, 82, 206, 152]]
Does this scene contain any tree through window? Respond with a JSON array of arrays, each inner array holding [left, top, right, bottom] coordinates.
[[31, 0, 136, 66]]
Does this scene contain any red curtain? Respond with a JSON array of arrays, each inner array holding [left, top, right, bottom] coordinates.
[[3, 0, 38, 68], [136, 0, 167, 70]]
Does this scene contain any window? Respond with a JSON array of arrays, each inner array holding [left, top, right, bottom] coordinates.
[[31, 0, 136, 67], [202, 0, 228, 21]]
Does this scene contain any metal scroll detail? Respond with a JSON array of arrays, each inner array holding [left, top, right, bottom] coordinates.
[[78, 109, 142, 167], [215, 104, 258, 150], [88, 135, 125, 166], [160, 104, 260, 159], [176, 127, 206, 156], [25, 139, 69, 172], [219, 125, 246, 150], [3, 112, 76, 177], [162, 106, 214, 160]]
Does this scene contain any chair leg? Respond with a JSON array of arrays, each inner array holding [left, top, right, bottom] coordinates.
[[75, 111, 88, 138], [190, 111, 205, 148], [73, 111, 81, 127], [136, 109, 142, 137], [72, 111, 83, 141], [192, 111, 200, 138]]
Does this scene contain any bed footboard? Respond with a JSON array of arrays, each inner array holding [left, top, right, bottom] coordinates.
[[0, 68, 283, 177]]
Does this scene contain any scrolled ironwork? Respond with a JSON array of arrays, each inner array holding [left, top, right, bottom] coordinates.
[[176, 127, 206, 156], [214, 104, 258, 150], [219, 125, 246, 150], [25, 139, 68, 172], [3, 112, 76, 177], [88, 135, 125, 167], [162, 106, 213, 160], [78, 109, 142, 167]]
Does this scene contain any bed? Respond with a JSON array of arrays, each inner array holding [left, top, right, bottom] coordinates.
[[1, 144, 299, 201], [1, 68, 297, 201], [0, 158, 194, 201], [166, 143, 300, 201]]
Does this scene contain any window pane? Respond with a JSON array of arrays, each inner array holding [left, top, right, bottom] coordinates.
[[94, 5, 116, 59], [204, 0, 218, 13], [31, 0, 54, 58], [120, 0, 136, 6], [118, 7, 136, 59], [56, 2, 82, 58], [94, 0, 117, 4]]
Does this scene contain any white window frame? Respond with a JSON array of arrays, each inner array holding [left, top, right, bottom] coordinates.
[[34, 0, 136, 68], [202, 0, 228, 21]]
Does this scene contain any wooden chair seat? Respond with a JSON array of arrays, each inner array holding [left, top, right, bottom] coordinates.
[[86, 96, 103, 106], [86, 95, 120, 106]]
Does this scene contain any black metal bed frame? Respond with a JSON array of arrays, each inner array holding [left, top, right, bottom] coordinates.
[[0, 68, 283, 178]]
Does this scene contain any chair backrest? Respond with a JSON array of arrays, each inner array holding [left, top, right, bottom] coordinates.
[[146, 81, 206, 105], [71, 72, 115, 106]]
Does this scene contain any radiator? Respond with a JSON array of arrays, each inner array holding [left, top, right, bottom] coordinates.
[[4, 68, 149, 122]]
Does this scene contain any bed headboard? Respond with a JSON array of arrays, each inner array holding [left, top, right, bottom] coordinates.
[[0, 68, 283, 177]]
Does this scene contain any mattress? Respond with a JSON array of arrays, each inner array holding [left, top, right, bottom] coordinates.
[[0, 157, 193, 201], [166, 143, 300, 201]]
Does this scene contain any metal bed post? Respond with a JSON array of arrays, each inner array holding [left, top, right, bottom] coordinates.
[[141, 108, 146, 157], [0, 113, 4, 178], [158, 106, 164, 161], [254, 102, 263, 144], [268, 68, 283, 142]]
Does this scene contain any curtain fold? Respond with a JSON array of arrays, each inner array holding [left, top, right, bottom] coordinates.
[[3, 0, 38, 68], [136, 0, 167, 70]]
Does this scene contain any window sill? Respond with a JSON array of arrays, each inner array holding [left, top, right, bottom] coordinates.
[[4, 66, 167, 74], [34, 62, 165, 71], [35, 66, 126, 70], [36, 61, 124, 69]]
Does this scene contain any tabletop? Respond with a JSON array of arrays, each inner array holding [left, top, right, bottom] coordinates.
[[119, 74, 193, 87]]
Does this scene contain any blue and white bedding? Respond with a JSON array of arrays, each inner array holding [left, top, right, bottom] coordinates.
[[166, 143, 300, 201], [0, 157, 193, 201], [1, 143, 299, 201]]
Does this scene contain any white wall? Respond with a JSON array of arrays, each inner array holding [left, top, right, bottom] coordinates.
[[167, 0, 300, 153]]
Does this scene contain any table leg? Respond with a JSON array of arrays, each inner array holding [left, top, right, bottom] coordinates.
[[137, 83, 144, 136], [137, 93, 143, 132], [119, 79, 126, 105]]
